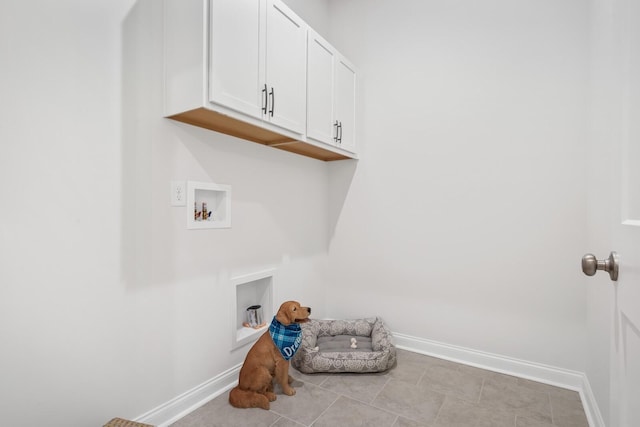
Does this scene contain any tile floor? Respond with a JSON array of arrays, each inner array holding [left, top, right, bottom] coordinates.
[[170, 349, 589, 427]]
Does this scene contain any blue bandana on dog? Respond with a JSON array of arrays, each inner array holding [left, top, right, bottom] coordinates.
[[269, 316, 302, 361]]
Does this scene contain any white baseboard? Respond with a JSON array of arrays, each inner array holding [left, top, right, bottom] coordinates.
[[133, 335, 606, 427], [580, 374, 607, 427], [392, 332, 605, 427], [135, 363, 241, 427]]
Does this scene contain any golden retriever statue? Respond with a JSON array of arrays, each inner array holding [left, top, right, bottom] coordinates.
[[229, 300, 311, 409]]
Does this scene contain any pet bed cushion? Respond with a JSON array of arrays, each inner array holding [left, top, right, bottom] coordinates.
[[291, 317, 396, 373]]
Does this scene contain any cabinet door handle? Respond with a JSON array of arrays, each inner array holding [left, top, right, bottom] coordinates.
[[334, 120, 339, 142], [269, 87, 274, 117], [338, 121, 343, 144], [262, 84, 268, 114]]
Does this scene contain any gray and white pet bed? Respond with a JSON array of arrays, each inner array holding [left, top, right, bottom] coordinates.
[[291, 317, 396, 373]]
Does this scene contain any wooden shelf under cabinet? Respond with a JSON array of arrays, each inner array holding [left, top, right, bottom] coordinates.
[[168, 108, 352, 162]]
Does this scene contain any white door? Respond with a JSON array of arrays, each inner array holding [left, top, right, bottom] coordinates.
[[589, 0, 640, 425], [334, 57, 357, 153], [209, 0, 264, 119], [307, 30, 336, 145], [264, 0, 307, 134], [611, 0, 640, 424]]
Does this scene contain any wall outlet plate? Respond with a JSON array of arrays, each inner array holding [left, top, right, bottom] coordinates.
[[170, 180, 186, 206]]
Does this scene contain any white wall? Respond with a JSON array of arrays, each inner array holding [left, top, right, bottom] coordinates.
[[325, 0, 590, 370], [0, 0, 331, 425], [282, 0, 330, 35]]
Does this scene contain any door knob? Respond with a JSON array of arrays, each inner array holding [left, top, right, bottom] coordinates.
[[581, 251, 619, 281]]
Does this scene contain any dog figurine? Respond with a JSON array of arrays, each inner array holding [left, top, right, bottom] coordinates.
[[229, 300, 311, 409]]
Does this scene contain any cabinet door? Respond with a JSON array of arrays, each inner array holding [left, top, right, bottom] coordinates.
[[264, 0, 307, 134], [334, 57, 356, 153], [306, 31, 336, 145], [209, 0, 264, 119]]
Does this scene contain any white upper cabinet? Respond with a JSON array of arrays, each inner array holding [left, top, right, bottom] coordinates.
[[209, 0, 306, 135], [208, 0, 263, 119], [164, 0, 357, 161], [307, 31, 336, 145], [306, 30, 357, 153], [334, 58, 357, 153], [264, 0, 307, 134]]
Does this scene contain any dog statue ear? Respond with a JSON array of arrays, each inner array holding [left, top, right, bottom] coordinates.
[[275, 311, 289, 325], [275, 302, 292, 325]]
